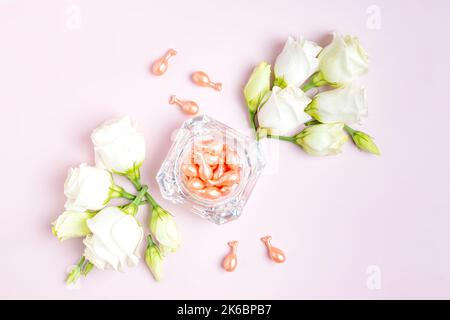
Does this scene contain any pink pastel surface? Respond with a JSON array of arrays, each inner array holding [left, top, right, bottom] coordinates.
[[1, 0, 449, 299]]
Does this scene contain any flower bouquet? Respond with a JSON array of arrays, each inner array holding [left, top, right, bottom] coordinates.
[[244, 33, 380, 155], [52, 117, 180, 285]]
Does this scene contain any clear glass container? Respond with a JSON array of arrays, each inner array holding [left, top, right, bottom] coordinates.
[[156, 115, 265, 225]]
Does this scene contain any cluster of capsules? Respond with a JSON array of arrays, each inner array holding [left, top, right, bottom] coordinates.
[[181, 139, 241, 200], [151, 48, 222, 116]]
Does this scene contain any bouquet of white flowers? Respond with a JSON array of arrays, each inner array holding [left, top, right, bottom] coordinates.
[[52, 116, 180, 285], [244, 33, 380, 156]]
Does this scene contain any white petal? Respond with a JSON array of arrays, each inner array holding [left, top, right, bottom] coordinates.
[[85, 207, 127, 270], [84, 235, 120, 270], [257, 87, 283, 129], [111, 215, 143, 267]]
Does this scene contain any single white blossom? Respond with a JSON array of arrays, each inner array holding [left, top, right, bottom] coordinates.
[[274, 36, 322, 87], [318, 33, 369, 84], [91, 116, 146, 174], [295, 123, 348, 156], [306, 85, 367, 124], [83, 207, 143, 271], [257, 86, 311, 135]]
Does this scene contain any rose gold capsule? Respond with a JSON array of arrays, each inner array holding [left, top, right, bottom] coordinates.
[[207, 170, 240, 187], [199, 165, 213, 181], [225, 149, 240, 169], [192, 71, 222, 91], [223, 241, 238, 272], [151, 48, 177, 76], [217, 170, 240, 186], [203, 153, 220, 166], [193, 186, 221, 199], [169, 95, 199, 115], [200, 140, 224, 154], [187, 177, 205, 190], [181, 164, 198, 178], [193, 150, 218, 166], [220, 186, 233, 196], [261, 236, 286, 263], [202, 186, 222, 200], [213, 163, 225, 180], [197, 154, 213, 181]]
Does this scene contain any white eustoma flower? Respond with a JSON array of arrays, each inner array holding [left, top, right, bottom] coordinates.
[[83, 207, 143, 271], [64, 163, 113, 211], [150, 206, 180, 254], [91, 116, 146, 174], [52, 211, 94, 241], [274, 36, 322, 87], [318, 33, 369, 84], [257, 86, 312, 135], [306, 85, 367, 124], [295, 123, 348, 156]]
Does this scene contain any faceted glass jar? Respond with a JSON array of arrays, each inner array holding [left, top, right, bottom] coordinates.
[[156, 115, 265, 225]]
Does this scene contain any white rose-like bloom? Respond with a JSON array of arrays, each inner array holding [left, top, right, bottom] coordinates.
[[274, 36, 322, 87], [91, 116, 145, 174], [295, 123, 348, 156], [52, 211, 94, 241], [257, 86, 312, 135], [306, 85, 367, 124], [318, 33, 369, 84], [83, 207, 143, 271], [64, 163, 113, 211]]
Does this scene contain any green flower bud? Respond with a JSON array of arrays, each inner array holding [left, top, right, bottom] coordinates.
[[350, 130, 380, 155], [145, 236, 164, 281], [66, 266, 81, 286], [243, 62, 271, 113], [66, 257, 85, 286], [82, 262, 94, 276]]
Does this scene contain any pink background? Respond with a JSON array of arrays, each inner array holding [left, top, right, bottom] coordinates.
[[1, 0, 449, 299]]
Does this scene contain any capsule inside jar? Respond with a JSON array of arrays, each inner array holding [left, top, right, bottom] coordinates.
[[182, 138, 241, 200]]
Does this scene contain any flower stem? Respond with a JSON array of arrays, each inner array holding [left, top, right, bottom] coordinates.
[[117, 200, 146, 210], [343, 124, 356, 136], [248, 110, 257, 133], [121, 189, 136, 200], [109, 185, 137, 201], [266, 134, 296, 142], [145, 192, 158, 209], [126, 163, 142, 189], [77, 256, 85, 267], [131, 186, 148, 207], [301, 71, 328, 92], [301, 82, 317, 92], [304, 119, 321, 127], [130, 178, 141, 190], [122, 185, 148, 216]]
